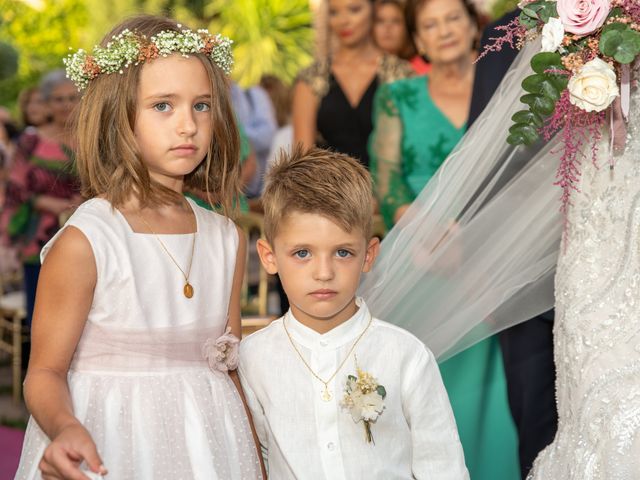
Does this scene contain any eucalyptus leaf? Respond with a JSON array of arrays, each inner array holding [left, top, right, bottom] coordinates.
[[521, 93, 556, 116], [600, 28, 640, 64], [507, 128, 539, 146], [512, 109, 543, 128], [607, 7, 624, 19], [531, 52, 564, 75], [538, 2, 558, 22], [521, 74, 565, 100], [602, 22, 626, 34], [519, 11, 539, 29], [376, 385, 387, 399]]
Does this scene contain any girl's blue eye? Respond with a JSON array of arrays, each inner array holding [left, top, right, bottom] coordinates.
[[153, 102, 171, 112], [194, 102, 210, 112], [336, 249, 352, 258], [294, 250, 310, 259]]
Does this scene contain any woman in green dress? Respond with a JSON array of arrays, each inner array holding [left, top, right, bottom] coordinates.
[[369, 0, 519, 478]]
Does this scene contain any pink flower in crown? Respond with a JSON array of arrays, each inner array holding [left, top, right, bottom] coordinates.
[[557, 0, 611, 36], [202, 327, 240, 373]]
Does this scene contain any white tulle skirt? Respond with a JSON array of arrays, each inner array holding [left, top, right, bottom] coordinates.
[[15, 367, 262, 479]]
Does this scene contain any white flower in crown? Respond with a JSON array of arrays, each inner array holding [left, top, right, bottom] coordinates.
[[341, 366, 386, 443], [541, 17, 565, 53]]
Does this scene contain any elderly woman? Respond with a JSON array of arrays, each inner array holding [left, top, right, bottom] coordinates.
[[293, 0, 413, 169], [369, 0, 520, 478], [1, 70, 81, 327]]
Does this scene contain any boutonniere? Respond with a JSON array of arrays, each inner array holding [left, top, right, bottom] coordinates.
[[340, 361, 386, 444], [202, 326, 240, 373]]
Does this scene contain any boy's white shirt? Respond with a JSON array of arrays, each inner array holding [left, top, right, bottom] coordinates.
[[238, 298, 469, 480]]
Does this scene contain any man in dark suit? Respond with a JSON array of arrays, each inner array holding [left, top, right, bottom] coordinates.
[[467, 9, 558, 479]]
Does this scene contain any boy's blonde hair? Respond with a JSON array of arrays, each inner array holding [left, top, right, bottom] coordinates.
[[74, 15, 240, 212], [262, 146, 373, 244]]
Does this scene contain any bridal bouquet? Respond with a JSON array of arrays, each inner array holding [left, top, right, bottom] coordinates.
[[484, 0, 640, 210]]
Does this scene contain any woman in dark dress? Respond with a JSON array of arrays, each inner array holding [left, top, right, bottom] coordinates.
[[292, 0, 412, 168]]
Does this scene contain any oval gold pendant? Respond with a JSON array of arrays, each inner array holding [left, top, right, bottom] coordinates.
[[184, 283, 194, 298]]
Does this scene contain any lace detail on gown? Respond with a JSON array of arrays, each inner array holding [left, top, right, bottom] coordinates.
[[529, 88, 640, 479]]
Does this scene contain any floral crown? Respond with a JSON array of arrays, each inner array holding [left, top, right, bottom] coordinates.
[[64, 27, 233, 90]]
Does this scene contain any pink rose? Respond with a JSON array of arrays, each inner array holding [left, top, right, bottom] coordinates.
[[557, 0, 611, 36], [202, 327, 240, 373]]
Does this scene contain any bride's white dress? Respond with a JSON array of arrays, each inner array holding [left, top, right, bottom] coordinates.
[[529, 90, 640, 478]]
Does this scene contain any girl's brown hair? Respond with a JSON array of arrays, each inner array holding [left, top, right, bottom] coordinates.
[[74, 15, 240, 213]]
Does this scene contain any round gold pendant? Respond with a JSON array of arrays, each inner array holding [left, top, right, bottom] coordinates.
[[184, 283, 194, 298]]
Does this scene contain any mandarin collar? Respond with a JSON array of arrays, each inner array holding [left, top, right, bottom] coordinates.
[[284, 298, 371, 350]]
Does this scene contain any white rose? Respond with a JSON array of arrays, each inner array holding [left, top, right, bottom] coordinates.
[[359, 391, 385, 422], [541, 17, 565, 53], [568, 57, 619, 112]]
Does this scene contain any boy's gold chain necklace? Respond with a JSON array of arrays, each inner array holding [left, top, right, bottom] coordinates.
[[283, 311, 373, 402]]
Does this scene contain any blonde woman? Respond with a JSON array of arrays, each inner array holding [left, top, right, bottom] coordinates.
[[293, 0, 412, 168]]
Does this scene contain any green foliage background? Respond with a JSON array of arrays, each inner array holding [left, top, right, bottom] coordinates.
[[0, 0, 313, 110], [490, 0, 520, 20]]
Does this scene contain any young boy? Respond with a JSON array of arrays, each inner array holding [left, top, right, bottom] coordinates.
[[238, 147, 468, 479]]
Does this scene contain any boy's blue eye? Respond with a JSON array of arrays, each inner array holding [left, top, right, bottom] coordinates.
[[336, 249, 352, 258], [153, 102, 171, 112], [194, 102, 210, 112], [294, 250, 309, 259]]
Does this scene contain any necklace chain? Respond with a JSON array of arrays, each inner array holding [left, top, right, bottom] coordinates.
[[283, 310, 373, 401], [137, 209, 196, 298]]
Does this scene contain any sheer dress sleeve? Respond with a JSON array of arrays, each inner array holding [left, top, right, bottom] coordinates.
[[369, 83, 414, 228]]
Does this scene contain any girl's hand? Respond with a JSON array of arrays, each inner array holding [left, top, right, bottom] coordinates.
[[39, 423, 107, 480]]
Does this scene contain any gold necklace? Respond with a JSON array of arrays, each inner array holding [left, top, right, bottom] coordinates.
[[137, 211, 196, 299], [283, 310, 373, 402]]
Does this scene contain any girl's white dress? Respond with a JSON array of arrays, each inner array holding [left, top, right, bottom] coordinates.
[[14, 198, 262, 479]]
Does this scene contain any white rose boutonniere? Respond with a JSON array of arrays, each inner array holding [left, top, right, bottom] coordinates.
[[568, 57, 619, 112], [541, 17, 565, 53], [340, 365, 386, 443]]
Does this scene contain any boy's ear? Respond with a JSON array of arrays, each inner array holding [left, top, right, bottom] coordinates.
[[256, 238, 279, 275], [362, 237, 380, 273]]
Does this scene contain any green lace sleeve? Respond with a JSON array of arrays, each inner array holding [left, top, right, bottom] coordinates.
[[369, 82, 414, 229]]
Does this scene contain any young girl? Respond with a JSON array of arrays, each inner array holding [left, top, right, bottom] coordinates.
[[14, 15, 263, 479]]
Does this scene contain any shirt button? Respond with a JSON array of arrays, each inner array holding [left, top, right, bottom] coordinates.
[[327, 442, 335, 451], [319, 340, 329, 347]]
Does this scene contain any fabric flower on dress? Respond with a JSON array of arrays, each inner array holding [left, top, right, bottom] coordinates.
[[202, 327, 240, 373], [567, 57, 619, 112], [340, 366, 386, 443]]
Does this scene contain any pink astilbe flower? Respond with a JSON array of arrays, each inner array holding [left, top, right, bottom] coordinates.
[[476, 19, 528, 62], [541, 90, 606, 216], [614, 0, 640, 22]]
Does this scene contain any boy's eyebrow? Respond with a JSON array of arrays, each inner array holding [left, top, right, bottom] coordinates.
[[143, 93, 212, 101], [286, 242, 361, 250]]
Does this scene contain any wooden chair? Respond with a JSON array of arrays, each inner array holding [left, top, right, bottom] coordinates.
[[236, 212, 273, 336], [0, 270, 27, 404]]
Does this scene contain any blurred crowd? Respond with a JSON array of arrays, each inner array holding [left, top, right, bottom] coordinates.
[[1, 0, 487, 318]]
